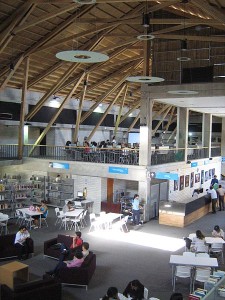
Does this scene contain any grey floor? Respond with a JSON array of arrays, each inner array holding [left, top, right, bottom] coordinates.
[[2, 207, 225, 300]]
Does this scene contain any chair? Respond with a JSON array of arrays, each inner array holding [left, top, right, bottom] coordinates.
[[173, 265, 192, 292], [0, 219, 8, 235], [41, 210, 48, 227], [54, 207, 64, 226], [89, 213, 102, 232], [70, 215, 81, 231], [23, 212, 35, 230], [81, 209, 88, 227], [210, 243, 224, 264], [59, 215, 71, 230], [113, 215, 129, 232], [144, 287, 149, 299], [15, 209, 25, 225], [192, 268, 211, 291]]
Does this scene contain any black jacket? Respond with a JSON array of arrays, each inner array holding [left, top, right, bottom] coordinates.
[[123, 281, 144, 300]]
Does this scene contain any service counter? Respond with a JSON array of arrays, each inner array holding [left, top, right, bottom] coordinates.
[[159, 195, 211, 227]]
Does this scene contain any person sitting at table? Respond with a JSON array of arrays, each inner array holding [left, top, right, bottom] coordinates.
[[191, 230, 205, 252], [123, 279, 144, 300], [62, 200, 74, 214], [212, 225, 224, 239], [14, 225, 32, 260], [46, 249, 84, 277], [102, 287, 119, 300], [33, 200, 48, 229]]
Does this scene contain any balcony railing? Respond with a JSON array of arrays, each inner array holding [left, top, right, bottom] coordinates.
[[0, 144, 221, 166]]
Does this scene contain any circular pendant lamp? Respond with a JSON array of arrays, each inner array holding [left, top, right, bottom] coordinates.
[[126, 76, 164, 83], [137, 34, 155, 40], [56, 50, 109, 63]]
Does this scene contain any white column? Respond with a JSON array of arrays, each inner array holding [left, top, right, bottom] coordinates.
[[177, 107, 189, 162], [202, 113, 212, 158]]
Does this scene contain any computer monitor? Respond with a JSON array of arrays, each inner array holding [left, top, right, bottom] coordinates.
[[77, 191, 83, 197]]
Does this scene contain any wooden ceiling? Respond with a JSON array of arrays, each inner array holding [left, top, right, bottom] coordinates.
[[0, 0, 225, 118]]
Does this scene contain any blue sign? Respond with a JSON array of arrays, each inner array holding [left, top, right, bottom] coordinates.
[[155, 172, 178, 180], [49, 162, 70, 169], [222, 157, 225, 163], [108, 166, 128, 174], [191, 162, 198, 167]]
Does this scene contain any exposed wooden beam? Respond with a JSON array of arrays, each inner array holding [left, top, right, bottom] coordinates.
[[163, 107, 175, 131], [156, 33, 225, 43], [128, 112, 140, 133], [192, 0, 225, 24], [167, 127, 177, 143], [152, 104, 171, 120], [30, 73, 86, 153], [13, 4, 77, 34], [119, 101, 141, 124], [114, 84, 128, 135], [73, 74, 89, 143], [80, 60, 143, 123], [87, 83, 126, 142], [18, 57, 29, 160], [152, 106, 172, 135]]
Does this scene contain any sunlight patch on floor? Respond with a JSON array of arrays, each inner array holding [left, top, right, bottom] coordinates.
[[88, 229, 185, 252]]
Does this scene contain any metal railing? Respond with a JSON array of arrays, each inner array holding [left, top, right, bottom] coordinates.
[[0, 144, 222, 166]]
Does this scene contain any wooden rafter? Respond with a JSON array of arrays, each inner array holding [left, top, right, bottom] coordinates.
[[128, 112, 140, 133], [114, 84, 128, 135], [73, 74, 89, 143], [119, 101, 141, 124], [80, 59, 143, 123], [163, 106, 176, 132], [87, 83, 126, 142], [152, 106, 172, 135], [30, 72, 86, 153]]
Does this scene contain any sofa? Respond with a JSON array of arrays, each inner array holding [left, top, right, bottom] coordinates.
[[44, 234, 74, 259], [0, 234, 34, 260], [1, 277, 61, 300]]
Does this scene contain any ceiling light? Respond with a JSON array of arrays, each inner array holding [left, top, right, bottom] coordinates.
[[181, 39, 187, 51], [73, 0, 96, 4], [177, 57, 191, 62], [167, 90, 198, 95], [10, 63, 14, 71], [137, 34, 155, 40], [142, 13, 150, 27], [126, 76, 164, 83], [56, 50, 109, 63]]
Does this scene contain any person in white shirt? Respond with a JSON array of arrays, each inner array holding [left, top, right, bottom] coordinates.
[[207, 186, 218, 214], [82, 242, 90, 259], [217, 185, 225, 211], [132, 194, 141, 226], [212, 225, 224, 239], [62, 201, 74, 214], [14, 226, 32, 260]]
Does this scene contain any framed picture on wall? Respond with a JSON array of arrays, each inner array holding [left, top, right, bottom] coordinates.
[[179, 175, 184, 190], [195, 173, 200, 183], [212, 168, 215, 176], [201, 170, 204, 184], [185, 175, 189, 187], [190, 172, 194, 188], [174, 180, 178, 191], [209, 169, 212, 179], [205, 171, 209, 182]]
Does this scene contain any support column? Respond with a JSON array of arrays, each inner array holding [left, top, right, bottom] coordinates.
[[202, 113, 212, 158], [139, 90, 153, 221], [221, 118, 225, 174], [177, 107, 189, 162]]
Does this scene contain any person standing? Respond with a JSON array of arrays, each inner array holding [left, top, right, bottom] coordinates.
[[208, 186, 218, 214], [132, 194, 141, 226], [217, 185, 225, 211], [211, 175, 219, 187]]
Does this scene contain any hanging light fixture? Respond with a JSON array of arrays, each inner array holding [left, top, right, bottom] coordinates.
[[56, 50, 109, 63], [73, 0, 96, 4], [177, 0, 190, 61], [126, 76, 164, 84], [137, 1, 155, 41], [142, 12, 150, 28]]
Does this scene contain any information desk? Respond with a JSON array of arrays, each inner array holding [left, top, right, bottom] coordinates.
[[159, 195, 211, 227], [0, 261, 29, 289]]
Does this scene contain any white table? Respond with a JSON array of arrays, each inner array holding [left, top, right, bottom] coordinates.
[[64, 208, 84, 230], [205, 237, 225, 244], [0, 214, 9, 234], [18, 208, 43, 229], [170, 254, 218, 287], [98, 213, 123, 229], [170, 254, 218, 268]]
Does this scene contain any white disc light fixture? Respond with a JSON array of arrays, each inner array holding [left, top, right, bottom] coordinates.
[[177, 57, 191, 62], [137, 34, 155, 40], [73, 0, 96, 4], [56, 50, 109, 63], [167, 90, 199, 95], [126, 76, 165, 83]]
